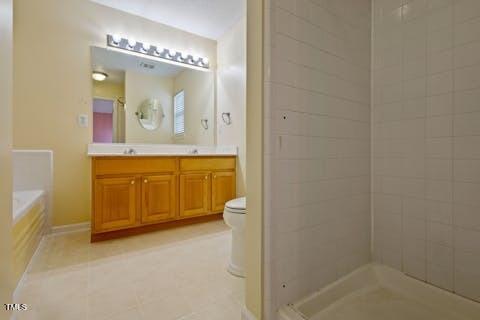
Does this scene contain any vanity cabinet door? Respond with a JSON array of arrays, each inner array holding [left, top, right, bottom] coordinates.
[[141, 174, 177, 223], [179, 173, 210, 217], [94, 176, 138, 232], [211, 171, 236, 213]]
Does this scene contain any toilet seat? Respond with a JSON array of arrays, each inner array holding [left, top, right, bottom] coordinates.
[[225, 197, 246, 214]]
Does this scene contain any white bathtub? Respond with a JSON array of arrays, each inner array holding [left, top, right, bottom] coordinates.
[[279, 264, 480, 320], [13, 190, 46, 224]]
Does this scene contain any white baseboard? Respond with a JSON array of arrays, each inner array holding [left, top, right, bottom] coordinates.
[[242, 306, 258, 320], [50, 222, 90, 235]]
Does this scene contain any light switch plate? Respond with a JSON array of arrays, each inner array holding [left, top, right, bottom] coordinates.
[[77, 114, 88, 128]]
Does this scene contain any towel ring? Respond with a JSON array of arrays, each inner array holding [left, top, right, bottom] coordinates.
[[201, 119, 209, 130], [222, 112, 232, 125]]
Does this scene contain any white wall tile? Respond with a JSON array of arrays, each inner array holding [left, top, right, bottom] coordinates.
[[427, 71, 453, 96], [455, 17, 480, 46], [454, 41, 480, 68], [426, 158, 453, 180], [454, 136, 480, 159], [428, 263, 454, 291], [455, 64, 480, 91], [426, 116, 453, 137], [454, 159, 480, 183], [454, 204, 480, 231], [454, 270, 480, 301], [427, 5, 453, 32], [427, 221, 453, 246], [428, 27, 453, 53], [454, 112, 480, 136], [428, 49, 453, 75], [427, 93, 453, 116], [454, 88, 480, 114], [265, 0, 372, 315], [454, 182, 480, 206], [455, 227, 480, 255], [426, 137, 453, 158], [454, 0, 480, 24], [373, 0, 480, 303]]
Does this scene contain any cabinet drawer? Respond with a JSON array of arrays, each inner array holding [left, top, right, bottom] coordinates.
[[94, 157, 177, 176], [180, 157, 235, 172]]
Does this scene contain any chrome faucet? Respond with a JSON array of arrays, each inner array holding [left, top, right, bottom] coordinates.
[[190, 149, 199, 155], [123, 148, 137, 155]]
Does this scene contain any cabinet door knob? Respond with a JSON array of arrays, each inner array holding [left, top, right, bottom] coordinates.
[[144, 179, 148, 183], [131, 180, 135, 185], [213, 175, 217, 178], [205, 175, 208, 180]]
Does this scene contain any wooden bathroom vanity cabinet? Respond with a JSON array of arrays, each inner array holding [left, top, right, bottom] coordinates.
[[91, 156, 236, 241]]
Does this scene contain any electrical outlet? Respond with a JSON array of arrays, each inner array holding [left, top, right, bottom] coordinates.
[[77, 114, 88, 128]]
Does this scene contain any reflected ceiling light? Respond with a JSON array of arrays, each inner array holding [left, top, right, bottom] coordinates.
[[106, 34, 210, 69], [92, 71, 108, 81]]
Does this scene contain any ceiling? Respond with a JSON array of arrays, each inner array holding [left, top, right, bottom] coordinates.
[[90, 0, 245, 40]]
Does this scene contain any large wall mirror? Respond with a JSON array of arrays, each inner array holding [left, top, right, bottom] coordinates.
[[91, 46, 214, 145]]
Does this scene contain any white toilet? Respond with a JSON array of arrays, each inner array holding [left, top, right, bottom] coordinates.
[[223, 197, 246, 277]]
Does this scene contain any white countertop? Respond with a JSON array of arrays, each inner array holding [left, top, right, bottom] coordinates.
[[87, 143, 237, 157]]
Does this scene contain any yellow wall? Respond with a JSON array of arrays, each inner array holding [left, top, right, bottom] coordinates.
[[246, 0, 264, 318], [13, 0, 217, 226], [217, 17, 247, 196], [0, 0, 14, 314], [93, 80, 124, 101]]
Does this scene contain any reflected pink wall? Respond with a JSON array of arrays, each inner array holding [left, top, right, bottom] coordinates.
[[93, 112, 112, 143]]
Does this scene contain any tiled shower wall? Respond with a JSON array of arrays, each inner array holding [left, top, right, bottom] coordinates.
[[263, 0, 372, 318], [373, 0, 480, 302]]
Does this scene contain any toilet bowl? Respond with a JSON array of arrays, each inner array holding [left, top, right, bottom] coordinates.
[[223, 197, 246, 277]]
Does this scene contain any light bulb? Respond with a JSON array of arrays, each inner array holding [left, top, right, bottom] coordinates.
[[190, 55, 198, 64], [142, 42, 151, 52], [127, 38, 137, 49], [111, 34, 122, 45], [175, 51, 183, 61], [202, 57, 209, 66], [162, 49, 171, 58]]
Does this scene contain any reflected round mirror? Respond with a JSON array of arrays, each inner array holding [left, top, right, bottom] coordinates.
[[136, 98, 163, 130]]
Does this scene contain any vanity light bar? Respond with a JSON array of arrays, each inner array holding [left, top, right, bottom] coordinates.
[[106, 34, 210, 69]]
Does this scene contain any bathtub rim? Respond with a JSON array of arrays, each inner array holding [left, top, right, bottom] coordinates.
[[13, 189, 46, 225]]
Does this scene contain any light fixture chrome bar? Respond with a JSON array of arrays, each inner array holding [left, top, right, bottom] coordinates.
[[106, 34, 210, 69]]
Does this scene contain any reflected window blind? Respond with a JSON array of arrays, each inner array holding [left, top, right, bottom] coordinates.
[[174, 90, 185, 136]]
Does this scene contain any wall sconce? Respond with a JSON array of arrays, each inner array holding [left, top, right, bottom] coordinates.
[[107, 34, 210, 69]]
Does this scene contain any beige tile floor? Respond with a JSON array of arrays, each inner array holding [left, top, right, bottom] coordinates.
[[14, 220, 244, 320]]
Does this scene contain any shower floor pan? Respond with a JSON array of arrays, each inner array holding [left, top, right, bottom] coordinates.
[[279, 264, 480, 320]]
